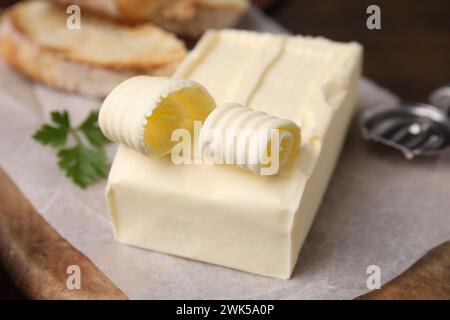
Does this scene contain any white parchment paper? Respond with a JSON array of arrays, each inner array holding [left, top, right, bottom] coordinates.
[[0, 8, 449, 299]]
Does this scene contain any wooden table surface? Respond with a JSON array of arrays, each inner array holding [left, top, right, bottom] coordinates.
[[1, 0, 449, 299]]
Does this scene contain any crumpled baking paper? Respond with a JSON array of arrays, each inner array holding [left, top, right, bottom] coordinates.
[[0, 7, 449, 299]]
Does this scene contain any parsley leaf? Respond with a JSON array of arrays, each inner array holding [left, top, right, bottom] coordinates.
[[33, 109, 111, 188], [58, 145, 108, 188], [51, 110, 70, 128], [79, 111, 111, 147], [33, 111, 70, 147]]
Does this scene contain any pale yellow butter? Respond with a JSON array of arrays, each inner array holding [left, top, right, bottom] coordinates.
[[107, 30, 362, 279], [198, 102, 301, 175], [99, 76, 216, 157], [99, 75, 301, 175]]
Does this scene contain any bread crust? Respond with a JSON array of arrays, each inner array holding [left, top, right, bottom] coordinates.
[[154, 0, 248, 38], [55, 0, 249, 38], [0, 2, 185, 98], [10, 1, 186, 70]]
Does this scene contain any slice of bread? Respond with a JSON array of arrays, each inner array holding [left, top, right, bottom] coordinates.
[[54, 0, 249, 38], [0, 1, 187, 98]]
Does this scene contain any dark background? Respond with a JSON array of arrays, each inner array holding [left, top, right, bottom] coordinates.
[[1, 0, 449, 299], [269, 0, 450, 101]]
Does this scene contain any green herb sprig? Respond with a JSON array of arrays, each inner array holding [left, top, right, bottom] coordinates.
[[33, 110, 111, 188]]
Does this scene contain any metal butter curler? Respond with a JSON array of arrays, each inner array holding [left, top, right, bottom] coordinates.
[[360, 84, 450, 159]]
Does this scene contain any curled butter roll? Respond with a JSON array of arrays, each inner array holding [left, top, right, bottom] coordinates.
[[199, 103, 301, 176], [99, 76, 216, 156]]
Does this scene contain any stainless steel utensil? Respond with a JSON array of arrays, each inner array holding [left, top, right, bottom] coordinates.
[[360, 84, 450, 159]]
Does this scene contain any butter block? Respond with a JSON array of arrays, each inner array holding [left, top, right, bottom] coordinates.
[[107, 30, 362, 279]]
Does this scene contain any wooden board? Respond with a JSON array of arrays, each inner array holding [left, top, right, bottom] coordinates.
[[356, 241, 450, 300], [0, 165, 449, 299], [0, 167, 127, 300]]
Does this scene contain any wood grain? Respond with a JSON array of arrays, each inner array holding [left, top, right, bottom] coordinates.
[[0, 167, 127, 300], [356, 241, 450, 300]]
